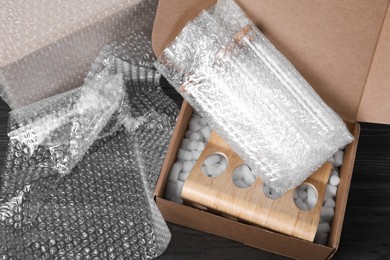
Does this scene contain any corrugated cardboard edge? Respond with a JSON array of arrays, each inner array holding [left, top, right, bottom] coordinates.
[[357, 2, 390, 124], [327, 123, 360, 258]]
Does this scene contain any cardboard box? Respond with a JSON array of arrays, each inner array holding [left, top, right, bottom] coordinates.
[[152, 0, 390, 259], [1, 0, 389, 258]]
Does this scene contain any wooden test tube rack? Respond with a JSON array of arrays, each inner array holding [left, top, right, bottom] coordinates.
[[181, 131, 332, 241]]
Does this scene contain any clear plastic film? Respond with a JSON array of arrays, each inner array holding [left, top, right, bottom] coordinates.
[[0, 0, 159, 110], [155, 0, 354, 195], [6, 74, 128, 177], [85, 31, 161, 89], [0, 32, 178, 259]]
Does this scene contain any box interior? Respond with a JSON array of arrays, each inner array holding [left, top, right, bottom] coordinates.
[[155, 100, 360, 259]]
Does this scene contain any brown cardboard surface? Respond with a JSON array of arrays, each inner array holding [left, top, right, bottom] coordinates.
[[357, 4, 390, 124], [152, 0, 389, 123]]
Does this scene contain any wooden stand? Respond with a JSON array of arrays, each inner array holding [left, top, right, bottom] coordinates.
[[181, 131, 332, 241]]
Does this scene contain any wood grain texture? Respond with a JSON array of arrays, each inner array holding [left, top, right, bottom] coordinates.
[[182, 131, 331, 242], [0, 82, 389, 259]]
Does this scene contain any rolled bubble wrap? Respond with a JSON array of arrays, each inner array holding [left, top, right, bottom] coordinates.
[[155, 0, 354, 195]]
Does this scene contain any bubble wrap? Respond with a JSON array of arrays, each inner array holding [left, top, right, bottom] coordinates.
[[155, 0, 354, 195], [0, 0, 158, 110], [0, 33, 178, 259]]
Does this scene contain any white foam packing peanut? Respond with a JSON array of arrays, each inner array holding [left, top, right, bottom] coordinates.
[[234, 180, 248, 189], [321, 207, 335, 221], [196, 141, 205, 151], [295, 198, 309, 211], [198, 118, 208, 127], [326, 184, 338, 197], [242, 165, 255, 186], [314, 233, 328, 245], [232, 167, 244, 181], [165, 182, 177, 199], [199, 126, 211, 141], [179, 172, 190, 182], [334, 150, 344, 167], [185, 140, 198, 150], [324, 198, 336, 208], [331, 169, 339, 177], [232, 164, 256, 188], [317, 222, 331, 234], [190, 132, 202, 141], [189, 119, 202, 131], [202, 154, 227, 178], [298, 189, 307, 201], [182, 161, 194, 172], [192, 150, 202, 160], [293, 184, 317, 211], [329, 175, 340, 186], [305, 186, 317, 209], [204, 154, 221, 166], [175, 181, 185, 197], [168, 162, 182, 182]]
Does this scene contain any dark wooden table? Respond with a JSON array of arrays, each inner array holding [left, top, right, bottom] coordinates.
[[1, 92, 389, 259]]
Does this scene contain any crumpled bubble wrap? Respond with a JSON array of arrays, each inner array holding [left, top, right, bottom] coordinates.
[[0, 32, 178, 259], [85, 31, 162, 92], [6, 74, 129, 178], [155, 0, 354, 195]]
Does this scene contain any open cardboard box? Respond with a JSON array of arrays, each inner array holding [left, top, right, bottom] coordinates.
[[1, 0, 389, 259], [152, 0, 390, 259]]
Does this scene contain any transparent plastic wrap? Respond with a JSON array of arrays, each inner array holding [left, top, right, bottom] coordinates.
[[0, 33, 178, 259], [155, 0, 354, 195], [5, 74, 128, 178], [85, 31, 161, 90], [0, 0, 159, 110]]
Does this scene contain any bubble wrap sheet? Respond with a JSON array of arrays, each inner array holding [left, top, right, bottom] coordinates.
[[0, 0, 158, 110], [156, 0, 354, 195], [0, 33, 178, 259]]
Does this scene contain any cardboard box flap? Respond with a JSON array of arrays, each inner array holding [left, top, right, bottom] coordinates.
[[357, 4, 390, 124], [152, 0, 389, 123]]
